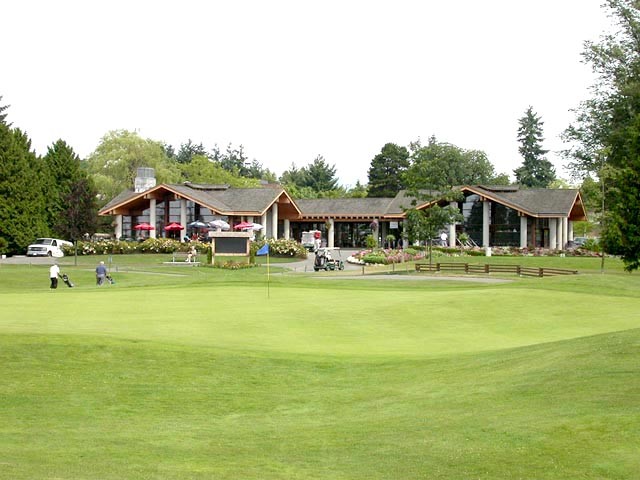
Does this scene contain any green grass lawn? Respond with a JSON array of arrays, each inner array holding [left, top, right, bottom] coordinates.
[[0, 255, 639, 479]]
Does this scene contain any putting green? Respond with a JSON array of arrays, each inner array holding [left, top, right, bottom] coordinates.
[[3, 284, 639, 358]]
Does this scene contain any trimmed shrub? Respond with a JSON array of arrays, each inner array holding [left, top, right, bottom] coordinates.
[[251, 238, 307, 259], [365, 234, 377, 249], [213, 260, 256, 270], [361, 253, 387, 264]]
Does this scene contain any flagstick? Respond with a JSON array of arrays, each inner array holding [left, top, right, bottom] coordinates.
[[267, 252, 270, 299]]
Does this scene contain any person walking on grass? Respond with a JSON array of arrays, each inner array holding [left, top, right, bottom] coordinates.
[[95, 261, 107, 286], [49, 263, 60, 289]]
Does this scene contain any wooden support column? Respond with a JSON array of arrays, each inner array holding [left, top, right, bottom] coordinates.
[[180, 198, 187, 242], [150, 198, 157, 239], [482, 200, 490, 247], [448, 201, 457, 247], [328, 218, 335, 248], [549, 218, 557, 250], [402, 219, 409, 248], [271, 203, 278, 239], [115, 215, 123, 240], [568, 220, 574, 242], [520, 215, 528, 248]]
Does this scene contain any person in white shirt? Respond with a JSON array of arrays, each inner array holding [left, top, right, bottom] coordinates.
[[440, 232, 448, 247], [49, 263, 60, 289]]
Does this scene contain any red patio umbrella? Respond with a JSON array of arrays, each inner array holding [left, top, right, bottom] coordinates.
[[134, 223, 155, 231], [164, 222, 184, 231], [233, 221, 254, 230]]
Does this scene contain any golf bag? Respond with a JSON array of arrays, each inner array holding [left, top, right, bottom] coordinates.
[[106, 274, 115, 285], [61, 273, 74, 288]]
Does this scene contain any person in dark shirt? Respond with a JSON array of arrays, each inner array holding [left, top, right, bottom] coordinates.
[[95, 261, 107, 286]]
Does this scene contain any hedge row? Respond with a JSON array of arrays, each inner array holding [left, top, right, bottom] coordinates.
[[62, 237, 309, 259]]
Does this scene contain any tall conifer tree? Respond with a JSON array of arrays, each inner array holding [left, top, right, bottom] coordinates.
[[0, 125, 49, 254], [514, 107, 556, 187], [367, 143, 409, 197]]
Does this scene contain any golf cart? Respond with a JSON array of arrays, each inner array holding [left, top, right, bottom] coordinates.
[[313, 247, 345, 271], [301, 230, 322, 251]]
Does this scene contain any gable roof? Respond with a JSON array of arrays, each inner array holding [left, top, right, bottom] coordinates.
[[295, 197, 397, 219], [459, 185, 587, 219], [99, 182, 302, 217], [100, 183, 587, 222]]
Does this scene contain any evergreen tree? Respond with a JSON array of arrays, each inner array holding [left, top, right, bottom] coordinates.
[[217, 143, 249, 174], [0, 125, 49, 254], [43, 139, 97, 240], [302, 155, 339, 193], [367, 143, 409, 197], [514, 107, 556, 187], [176, 139, 207, 164], [279, 163, 307, 188], [0, 95, 10, 126], [56, 176, 98, 240]]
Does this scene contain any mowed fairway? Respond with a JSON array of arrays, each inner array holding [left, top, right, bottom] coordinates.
[[1, 259, 639, 479]]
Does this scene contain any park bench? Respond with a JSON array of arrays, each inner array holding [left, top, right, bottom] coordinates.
[[164, 251, 200, 265]]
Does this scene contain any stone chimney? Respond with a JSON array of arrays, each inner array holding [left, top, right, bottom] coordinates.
[[134, 167, 156, 192]]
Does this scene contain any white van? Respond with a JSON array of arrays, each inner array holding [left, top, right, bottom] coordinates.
[[26, 238, 73, 257]]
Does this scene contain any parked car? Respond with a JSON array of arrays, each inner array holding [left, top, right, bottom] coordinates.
[[573, 236, 587, 247], [26, 238, 73, 257]]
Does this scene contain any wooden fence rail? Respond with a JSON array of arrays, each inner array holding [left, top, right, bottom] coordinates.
[[414, 262, 577, 277]]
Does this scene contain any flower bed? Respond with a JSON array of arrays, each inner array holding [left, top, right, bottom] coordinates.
[[62, 239, 206, 256], [349, 248, 426, 265], [349, 245, 602, 265]]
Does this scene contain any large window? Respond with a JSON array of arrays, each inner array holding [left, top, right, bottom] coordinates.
[[461, 195, 484, 246], [461, 194, 520, 247], [491, 204, 520, 246]]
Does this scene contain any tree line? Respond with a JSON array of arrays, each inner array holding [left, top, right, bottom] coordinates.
[[0, 94, 582, 258]]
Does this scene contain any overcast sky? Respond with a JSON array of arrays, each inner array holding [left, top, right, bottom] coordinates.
[[4, 0, 611, 187]]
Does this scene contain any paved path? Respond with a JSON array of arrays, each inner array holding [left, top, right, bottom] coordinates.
[[279, 250, 511, 283], [277, 248, 363, 273]]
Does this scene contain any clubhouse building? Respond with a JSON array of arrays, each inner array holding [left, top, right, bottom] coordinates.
[[99, 170, 587, 250]]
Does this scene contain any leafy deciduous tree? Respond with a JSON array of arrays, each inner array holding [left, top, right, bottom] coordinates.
[[86, 130, 181, 205], [406, 205, 463, 265], [179, 155, 260, 187], [404, 136, 500, 191], [563, 0, 640, 270]]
